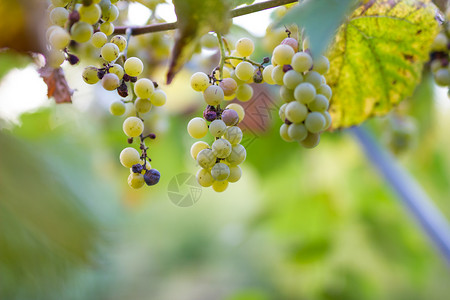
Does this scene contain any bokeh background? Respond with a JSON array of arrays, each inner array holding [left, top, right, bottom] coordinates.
[[1, 1, 450, 299]]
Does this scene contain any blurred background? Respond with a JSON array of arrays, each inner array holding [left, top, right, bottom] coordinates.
[[1, 1, 450, 299]]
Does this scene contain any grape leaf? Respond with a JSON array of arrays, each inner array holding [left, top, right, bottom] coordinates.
[[327, 0, 439, 129], [167, 0, 231, 84], [38, 67, 73, 104]]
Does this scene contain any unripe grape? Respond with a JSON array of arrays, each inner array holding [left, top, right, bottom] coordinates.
[[434, 68, 450, 86], [300, 132, 320, 148], [190, 141, 209, 160], [101, 73, 120, 90], [279, 103, 288, 121], [280, 37, 299, 52], [226, 144, 246, 165], [82, 66, 99, 84], [304, 71, 322, 88], [187, 117, 208, 139], [50, 7, 69, 27], [285, 101, 308, 123], [288, 123, 308, 141], [212, 138, 232, 158], [150, 90, 167, 106], [203, 85, 224, 106], [235, 83, 253, 102], [111, 35, 127, 52], [280, 123, 293, 142], [279, 85, 295, 102], [302, 38, 310, 50], [219, 78, 237, 96], [283, 70, 303, 89], [197, 148, 216, 169], [272, 44, 295, 66], [123, 116, 144, 137], [47, 49, 65, 68], [305, 112, 326, 133], [70, 21, 93, 43], [190, 72, 210, 92], [200, 33, 217, 49], [135, 98, 152, 114], [110, 100, 126, 116], [227, 165, 242, 183], [229, 50, 242, 67], [100, 22, 114, 36], [209, 119, 227, 137], [91, 31, 107, 48], [322, 111, 332, 130], [120, 147, 140, 168], [49, 29, 70, 50], [134, 78, 155, 99], [318, 84, 332, 100], [101, 43, 120, 62], [235, 61, 254, 81], [271, 65, 285, 85], [124, 57, 144, 77], [211, 163, 230, 181], [262, 65, 276, 84], [223, 126, 243, 145], [291, 52, 313, 73], [196, 168, 214, 187], [294, 82, 316, 104], [308, 94, 329, 112], [51, 0, 70, 7], [212, 180, 228, 192], [431, 33, 448, 51], [102, 4, 119, 22], [221, 109, 239, 126], [128, 173, 145, 189], [79, 4, 101, 25], [226, 103, 245, 122], [109, 64, 124, 80], [235, 37, 254, 57], [313, 55, 330, 75], [144, 169, 160, 186]]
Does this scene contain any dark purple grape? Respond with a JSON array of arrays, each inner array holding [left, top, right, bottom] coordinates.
[[221, 109, 239, 126], [129, 76, 138, 83], [253, 69, 263, 83], [123, 74, 130, 82], [69, 10, 80, 23], [117, 81, 128, 97], [203, 109, 217, 122], [144, 169, 161, 186], [282, 65, 293, 73], [97, 69, 106, 79], [67, 53, 79, 65], [132, 164, 144, 174]]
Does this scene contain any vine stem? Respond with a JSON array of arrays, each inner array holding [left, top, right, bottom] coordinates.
[[114, 0, 298, 35], [224, 56, 264, 68], [217, 33, 226, 81]]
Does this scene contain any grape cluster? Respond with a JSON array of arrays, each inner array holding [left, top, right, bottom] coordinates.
[[46, 0, 167, 189], [265, 36, 332, 148], [430, 11, 450, 93]]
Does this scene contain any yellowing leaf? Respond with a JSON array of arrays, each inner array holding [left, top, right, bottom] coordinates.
[[38, 67, 74, 104], [326, 0, 439, 129]]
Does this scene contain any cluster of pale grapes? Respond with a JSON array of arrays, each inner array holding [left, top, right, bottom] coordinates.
[[429, 11, 450, 95], [264, 36, 332, 148], [46, 0, 167, 189]]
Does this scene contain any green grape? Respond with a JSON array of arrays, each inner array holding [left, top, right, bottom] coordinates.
[[101, 43, 120, 62], [322, 111, 332, 130], [79, 4, 101, 25], [227, 165, 242, 183], [283, 70, 303, 89], [91, 31, 107, 48], [187, 117, 208, 139], [123, 116, 144, 137], [120, 147, 141, 168], [47, 49, 65, 68], [262, 65, 276, 85], [279, 85, 295, 102], [200, 33, 217, 49], [134, 78, 155, 99], [219, 78, 237, 96], [101, 73, 120, 90], [226, 144, 246, 165], [434, 68, 450, 86], [291, 52, 313, 73], [211, 163, 230, 181], [280, 123, 293, 142], [288, 123, 308, 141], [102, 4, 119, 22], [229, 50, 242, 67], [110, 100, 126, 116], [223, 126, 243, 145], [197, 149, 216, 169], [215, 67, 232, 80], [51, 0, 70, 7], [150, 89, 167, 106], [235, 37, 254, 57], [82, 66, 99, 84], [285, 101, 308, 123], [272, 44, 295, 65], [196, 168, 214, 187], [209, 119, 227, 137], [305, 112, 326, 133], [431, 60, 443, 73], [431, 33, 448, 51], [100, 22, 114, 36], [226, 103, 245, 122], [190, 141, 209, 160], [70, 21, 93, 43], [294, 82, 316, 104], [212, 180, 228, 192], [128, 173, 145, 189], [109, 64, 124, 80], [308, 94, 329, 112], [50, 7, 69, 27], [124, 102, 136, 118], [280, 37, 299, 52], [212, 138, 232, 158], [235, 61, 254, 81], [279, 103, 287, 121], [313, 55, 330, 75], [49, 28, 70, 50], [302, 38, 310, 50], [236, 83, 253, 102], [124, 57, 144, 77], [317, 84, 332, 100], [46, 25, 61, 41], [111, 35, 127, 52], [304, 71, 322, 88], [190, 72, 210, 92], [135, 98, 152, 114], [300, 132, 320, 149], [271, 65, 285, 85], [203, 85, 224, 106]]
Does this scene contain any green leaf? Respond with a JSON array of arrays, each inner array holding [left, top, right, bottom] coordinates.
[[167, 0, 231, 83], [277, 0, 355, 55], [230, 0, 255, 8], [327, 0, 439, 129]]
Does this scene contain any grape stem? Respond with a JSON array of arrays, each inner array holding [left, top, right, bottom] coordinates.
[[114, 0, 298, 35], [224, 56, 264, 68], [217, 33, 226, 81]]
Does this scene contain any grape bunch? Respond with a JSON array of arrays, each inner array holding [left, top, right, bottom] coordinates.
[[429, 10, 450, 94], [266, 35, 332, 148], [45, 0, 167, 189]]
